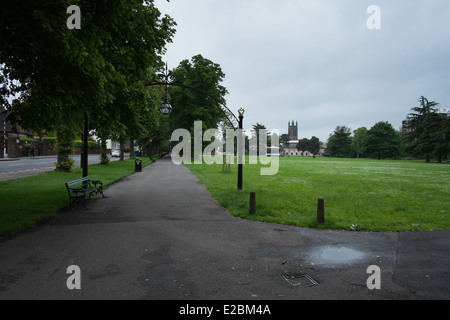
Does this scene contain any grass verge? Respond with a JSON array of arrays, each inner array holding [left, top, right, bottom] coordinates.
[[186, 157, 450, 232], [0, 157, 153, 238]]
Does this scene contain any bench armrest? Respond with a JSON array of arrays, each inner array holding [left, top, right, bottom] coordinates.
[[91, 180, 103, 187], [67, 187, 86, 197]]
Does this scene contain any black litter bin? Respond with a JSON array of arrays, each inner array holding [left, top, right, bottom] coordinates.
[[135, 159, 142, 172]]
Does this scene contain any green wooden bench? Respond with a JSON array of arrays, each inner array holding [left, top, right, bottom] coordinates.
[[65, 176, 105, 209]]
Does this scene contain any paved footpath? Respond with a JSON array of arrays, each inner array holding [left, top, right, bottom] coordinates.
[[0, 157, 449, 300]]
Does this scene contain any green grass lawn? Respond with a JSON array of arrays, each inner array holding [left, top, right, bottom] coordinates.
[[186, 157, 450, 232], [0, 158, 152, 238]]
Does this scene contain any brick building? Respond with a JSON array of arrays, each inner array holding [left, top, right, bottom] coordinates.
[[0, 103, 58, 158]]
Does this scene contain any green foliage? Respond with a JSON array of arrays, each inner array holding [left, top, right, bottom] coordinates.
[[296, 136, 320, 155], [55, 128, 75, 172], [365, 121, 401, 159], [169, 55, 229, 132], [55, 140, 73, 156], [73, 140, 83, 148], [308, 137, 321, 155], [0, 0, 176, 168], [87, 141, 99, 149], [73, 140, 100, 149], [54, 158, 75, 172], [41, 137, 58, 144], [325, 126, 353, 158], [431, 116, 450, 162], [99, 137, 109, 165], [100, 155, 110, 165], [326, 122, 403, 160], [406, 96, 450, 162], [19, 137, 34, 143], [352, 127, 368, 158]]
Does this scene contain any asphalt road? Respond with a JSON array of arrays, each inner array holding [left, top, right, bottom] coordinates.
[[0, 154, 116, 173], [0, 156, 449, 301], [0, 154, 127, 181]]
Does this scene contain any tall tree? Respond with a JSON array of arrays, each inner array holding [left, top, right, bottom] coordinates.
[[1, 0, 176, 170], [280, 134, 290, 145], [365, 121, 401, 159], [309, 136, 321, 156], [406, 96, 440, 162], [420, 113, 450, 163], [168, 55, 229, 132], [297, 138, 310, 153], [325, 126, 353, 158], [167, 55, 229, 159], [352, 127, 368, 158], [296, 137, 320, 156], [434, 117, 450, 163]]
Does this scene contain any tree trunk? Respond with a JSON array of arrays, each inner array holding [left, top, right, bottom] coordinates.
[[100, 135, 109, 165], [119, 136, 125, 161], [129, 139, 135, 159], [55, 128, 75, 172]]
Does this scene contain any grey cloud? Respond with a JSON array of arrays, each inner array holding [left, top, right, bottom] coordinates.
[[155, 0, 450, 141]]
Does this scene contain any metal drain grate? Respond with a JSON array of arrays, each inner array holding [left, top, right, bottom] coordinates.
[[282, 274, 318, 287]]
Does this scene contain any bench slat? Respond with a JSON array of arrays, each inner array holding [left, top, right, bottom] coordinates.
[[66, 177, 90, 187]]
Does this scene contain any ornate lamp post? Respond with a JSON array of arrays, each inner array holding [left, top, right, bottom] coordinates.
[[160, 97, 172, 115], [159, 63, 172, 115]]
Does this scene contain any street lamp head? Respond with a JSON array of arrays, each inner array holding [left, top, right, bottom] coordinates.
[[160, 97, 172, 115]]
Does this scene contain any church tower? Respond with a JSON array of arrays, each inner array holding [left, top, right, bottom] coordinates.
[[288, 121, 298, 140]]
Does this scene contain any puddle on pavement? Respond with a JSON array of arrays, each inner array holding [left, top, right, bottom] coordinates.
[[308, 246, 367, 266]]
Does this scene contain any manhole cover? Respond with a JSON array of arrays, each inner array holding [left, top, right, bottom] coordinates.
[[282, 274, 318, 287]]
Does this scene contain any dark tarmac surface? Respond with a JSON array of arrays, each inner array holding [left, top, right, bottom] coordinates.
[[0, 157, 449, 300]]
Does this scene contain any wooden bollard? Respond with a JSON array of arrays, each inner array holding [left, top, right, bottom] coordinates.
[[222, 155, 226, 172], [249, 191, 256, 215], [317, 198, 325, 223], [222, 154, 231, 172]]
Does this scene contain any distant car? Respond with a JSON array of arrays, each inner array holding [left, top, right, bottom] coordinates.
[[111, 149, 120, 157]]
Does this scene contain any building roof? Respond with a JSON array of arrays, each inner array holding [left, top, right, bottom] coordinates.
[[284, 141, 298, 149]]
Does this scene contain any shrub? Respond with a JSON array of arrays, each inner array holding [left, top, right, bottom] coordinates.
[[42, 137, 58, 144], [54, 158, 75, 172]]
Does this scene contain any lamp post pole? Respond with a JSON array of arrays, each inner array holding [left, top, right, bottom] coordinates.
[[2, 111, 6, 158], [237, 108, 244, 190], [82, 112, 89, 178]]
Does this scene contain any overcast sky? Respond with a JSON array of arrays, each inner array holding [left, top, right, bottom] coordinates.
[[154, 0, 450, 142]]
